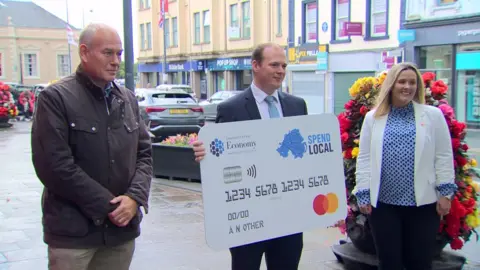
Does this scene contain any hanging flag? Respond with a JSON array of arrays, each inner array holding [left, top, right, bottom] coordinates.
[[158, 0, 169, 28], [66, 25, 78, 46]]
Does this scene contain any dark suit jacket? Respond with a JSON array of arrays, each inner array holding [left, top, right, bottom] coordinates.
[[215, 87, 308, 123]]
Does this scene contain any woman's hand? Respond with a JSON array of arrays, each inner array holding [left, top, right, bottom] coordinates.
[[437, 197, 451, 216], [359, 204, 372, 215]]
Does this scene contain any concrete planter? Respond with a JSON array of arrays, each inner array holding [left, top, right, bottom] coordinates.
[[152, 143, 201, 181]]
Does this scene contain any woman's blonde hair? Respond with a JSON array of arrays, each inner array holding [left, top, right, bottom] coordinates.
[[373, 62, 425, 118]]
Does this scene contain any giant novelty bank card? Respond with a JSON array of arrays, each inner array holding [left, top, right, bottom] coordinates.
[[198, 114, 347, 250]]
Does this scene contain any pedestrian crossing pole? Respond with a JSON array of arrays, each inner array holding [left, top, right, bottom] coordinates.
[[65, 0, 72, 74]]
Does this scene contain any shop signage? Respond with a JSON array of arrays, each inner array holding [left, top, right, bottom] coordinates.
[[397, 29, 416, 43], [316, 52, 328, 70], [165, 60, 206, 72], [206, 57, 252, 71], [458, 29, 480, 37], [343, 22, 363, 36], [288, 44, 328, 64]]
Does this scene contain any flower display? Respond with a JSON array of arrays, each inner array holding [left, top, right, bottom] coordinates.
[[338, 71, 479, 251], [160, 133, 198, 147], [0, 81, 18, 118]]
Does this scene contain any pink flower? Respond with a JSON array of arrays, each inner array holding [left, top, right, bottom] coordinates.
[[439, 104, 455, 120]]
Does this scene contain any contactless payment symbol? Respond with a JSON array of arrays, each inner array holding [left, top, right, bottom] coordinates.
[[313, 193, 339, 216]]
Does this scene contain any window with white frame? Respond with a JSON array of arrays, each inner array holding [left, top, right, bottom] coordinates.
[[140, 24, 145, 50], [336, 0, 350, 40], [194, 12, 200, 44], [437, 0, 458, 5], [146, 22, 152, 49], [23, 53, 38, 78], [0, 52, 3, 77], [172, 17, 178, 46], [230, 4, 238, 28], [304, 1, 317, 42], [370, 0, 387, 37], [242, 1, 250, 38], [139, 0, 144, 9], [145, 0, 150, 8], [277, 0, 282, 35], [57, 54, 70, 77], [203, 10, 210, 43]]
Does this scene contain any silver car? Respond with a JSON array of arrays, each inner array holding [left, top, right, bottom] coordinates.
[[199, 90, 243, 121], [156, 84, 197, 100], [135, 88, 205, 140]]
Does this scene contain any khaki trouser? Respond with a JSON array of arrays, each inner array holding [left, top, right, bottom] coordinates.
[[48, 240, 135, 270]]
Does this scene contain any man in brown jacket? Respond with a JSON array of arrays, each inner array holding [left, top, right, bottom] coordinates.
[[31, 23, 152, 270]]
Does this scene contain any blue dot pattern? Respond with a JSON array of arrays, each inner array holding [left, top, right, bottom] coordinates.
[[377, 102, 417, 206], [355, 102, 458, 206], [437, 183, 457, 197]]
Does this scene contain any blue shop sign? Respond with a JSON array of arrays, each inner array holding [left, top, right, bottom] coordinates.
[[397, 29, 416, 43], [166, 60, 206, 72], [138, 63, 163, 73], [207, 57, 252, 71]]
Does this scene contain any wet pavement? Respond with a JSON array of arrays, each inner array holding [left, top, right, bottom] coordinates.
[[0, 122, 479, 270]]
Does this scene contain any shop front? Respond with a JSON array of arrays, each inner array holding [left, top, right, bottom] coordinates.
[[286, 43, 329, 115], [206, 57, 252, 92], [138, 62, 163, 88], [166, 61, 191, 85], [403, 21, 480, 126]]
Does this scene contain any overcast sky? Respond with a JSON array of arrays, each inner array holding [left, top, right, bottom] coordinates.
[[27, 0, 140, 60]]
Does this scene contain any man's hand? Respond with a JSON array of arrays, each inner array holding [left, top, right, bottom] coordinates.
[[108, 195, 138, 227], [437, 197, 451, 217], [193, 141, 206, 162]]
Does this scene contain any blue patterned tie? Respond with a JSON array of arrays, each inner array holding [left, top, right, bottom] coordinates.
[[265, 96, 280, 118]]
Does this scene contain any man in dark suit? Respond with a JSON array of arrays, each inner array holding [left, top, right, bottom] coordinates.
[[193, 42, 308, 270]]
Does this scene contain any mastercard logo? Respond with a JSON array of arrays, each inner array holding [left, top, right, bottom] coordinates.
[[313, 193, 339, 216]]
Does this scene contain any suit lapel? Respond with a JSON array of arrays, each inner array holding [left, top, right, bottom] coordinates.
[[373, 114, 388, 171], [244, 88, 261, 120], [413, 102, 426, 173], [278, 91, 295, 117]]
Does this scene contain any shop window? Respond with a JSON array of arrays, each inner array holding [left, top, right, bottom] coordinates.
[[331, 0, 350, 42], [418, 45, 453, 105], [302, 1, 317, 43]]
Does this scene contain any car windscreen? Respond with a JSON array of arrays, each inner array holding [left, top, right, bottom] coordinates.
[[171, 87, 193, 93], [151, 93, 196, 104]]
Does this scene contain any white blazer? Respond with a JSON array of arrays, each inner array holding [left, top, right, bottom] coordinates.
[[353, 102, 455, 207]]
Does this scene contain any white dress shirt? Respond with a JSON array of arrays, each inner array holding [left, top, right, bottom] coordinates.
[[250, 83, 284, 119]]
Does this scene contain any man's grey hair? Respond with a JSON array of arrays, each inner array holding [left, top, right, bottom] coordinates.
[[79, 23, 115, 47]]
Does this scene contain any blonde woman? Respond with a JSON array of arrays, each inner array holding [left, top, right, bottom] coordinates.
[[352, 62, 456, 270]]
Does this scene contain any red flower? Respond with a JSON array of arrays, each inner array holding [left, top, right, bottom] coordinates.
[[431, 80, 448, 96], [451, 120, 466, 138], [456, 155, 468, 167], [344, 149, 352, 159], [462, 144, 469, 152], [450, 237, 464, 250], [338, 113, 352, 133], [360, 106, 369, 116], [344, 100, 356, 111], [341, 132, 349, 143], [0, 107, 8, 117], [422, 72, 436, 84], [452, 138, 461, 150]]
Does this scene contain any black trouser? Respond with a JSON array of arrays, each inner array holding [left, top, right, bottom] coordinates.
[[229, 233, 303, 270], [369, 202, 440, 270]]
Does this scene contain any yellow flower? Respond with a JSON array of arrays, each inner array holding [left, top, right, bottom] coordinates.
[[342, 151, 346, 158], [463, 164, 471, 171], [351, 147, 360, 158], [471, 181, 479, 193], [354, 139, 359, 145], [471, 158, 477, 167], [365, 93, 370, 98], [465, 176, 473, 184], [466, 213, 480, 228]]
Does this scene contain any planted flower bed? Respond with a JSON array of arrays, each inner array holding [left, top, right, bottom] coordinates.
[[0, 81, 18, 128], [152, 133, 201, 182]]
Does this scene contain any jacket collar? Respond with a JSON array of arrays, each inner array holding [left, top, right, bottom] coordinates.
[[75, 65, 124, 101]]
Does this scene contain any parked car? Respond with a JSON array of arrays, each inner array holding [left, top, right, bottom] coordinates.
[[199, 90, 243, 121], [156, 84, 197, 100], [135, 88, 204, 141]]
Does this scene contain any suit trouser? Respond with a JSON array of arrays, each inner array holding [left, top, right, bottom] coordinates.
[[48, 240, 135, 270], [229, 233, 303, 270], [369, 202, 440, 270]]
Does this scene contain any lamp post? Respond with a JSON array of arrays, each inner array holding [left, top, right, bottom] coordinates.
[[123, 0, 135, 91]]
